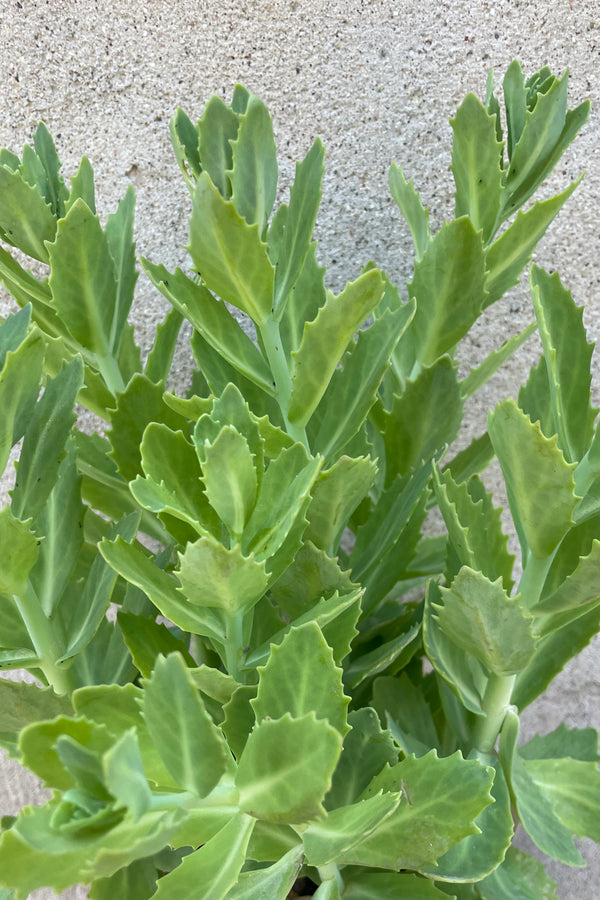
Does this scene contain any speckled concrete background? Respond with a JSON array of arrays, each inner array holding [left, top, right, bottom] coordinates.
[[0, 1, 598, 898]]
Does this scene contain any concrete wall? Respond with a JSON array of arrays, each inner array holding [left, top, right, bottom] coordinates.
[[0, 1, 598, 898]]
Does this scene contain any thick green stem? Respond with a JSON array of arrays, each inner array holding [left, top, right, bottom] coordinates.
[[97, 352, 125, 396], [225, 612, 245, 683], [317, 862, 344, 896], [473, 672, 516, 754], [518, 551, 554, 610], [13, 586, 74, 696], [260, 317, 308, 446]]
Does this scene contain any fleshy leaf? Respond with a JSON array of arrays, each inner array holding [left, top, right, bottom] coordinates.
[[177, 535, 268, 617], [236, 712, 343, 823], [229, 94, 278, 232], [477, 846, 559, 900], [388, 164, 430, 260], [224, 845, 303, 900], [303, 792, 401, 866], [326, 708, 398, 810]]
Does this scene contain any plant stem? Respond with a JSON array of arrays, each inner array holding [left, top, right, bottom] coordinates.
[[473, 672, 516, 754], [13, 585, 74, 696], [259, 317, 308, 446], [97, 352, 125, 396], [518, 551, 554, 610], [225, 612, 245, 682], [317, 862, 344, 896]]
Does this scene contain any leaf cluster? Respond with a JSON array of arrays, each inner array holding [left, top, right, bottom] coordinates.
[[0, 62, 597, 900]]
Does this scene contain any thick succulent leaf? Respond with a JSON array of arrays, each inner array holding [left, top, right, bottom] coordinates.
[[229, 94, 277, 232], [0, 163, 56, 261], [141, 260, 274, 394], [11, 356, 82, 521], [202, 426, 257, 537], [18, 715, 112, 790], [170, 107, 202, 186], [32, 122, 68, 217], [144, 306, 183, 384], [221, 684, 257, 760], [522, 756, 600, 842], [177, 535, 268, 617], [0, 803, 182, 899], [107, 373, 187, 481], [279, 239, 327, 359], [343, 871, 451, 899], [421, 754, 513, 882], [338, 750, 494, 871], [303, 792, 401, 866], [99, 537, 226, 642], [273, 138, 324, 315], [403, 217, 487, 368], [0, 507, 39, 597], [498, 709, 584, 866], [344, 620, 421, 690], [451, 92, 503, 243], [47, 199, 117, 357], [484, 179, 579, 308], [102, 729, 152, 821], [188, 172, 275, 326], [252, 621, 350, 736], [143, 653, 230, 797], [88, 856, 158, 900], [530, 540, 599, 635], [224, 845, 303, 900], [151, 814, 254, 900], [512, 605, 598, 711], [373, 674, 439, 757], [388, 163, 430, 259], [503, 60, 528, 158], [434, 567, 535, 675], [488, 399, 577, 561], [310, 304, 414, 461], [65, 156, 96, 215], [0, 303, 32, 366], [0, 679, 72, 759], [423, 581, 487, 715], [288, 268, 385, 428], [445, 432, 494, 485], [197, 97, 239, 195], [530, 265, 597, 462], [117, 612, 195, 678], [0, 325, 45, 473], [477, 846, 559, 900], [434, 467, 514, 591], [377, 356, 463, 483], [105, 186, 137, 353], [326, 708, 398, 810], [236, 712, 343, 823], [29, 440, 84, 616], [460, 322, 537, 400], [521, 722, 600, 762], [305, 455, 377, 551]]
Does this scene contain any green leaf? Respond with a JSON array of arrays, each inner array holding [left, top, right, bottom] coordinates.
[[344, 620, 421, 690], [143, 653, 229, 797], [512, 605, 599, 710], [58, 512, 140, 663], [339, 750, 494, 871], [377, 356, 463, 482], [0, 508, 39, 596], [288, 268, 385, 428], [310, 303, 415, 461], [102, 729, 152, 820], [236, 713, 343, 823], [0, 163, 56, 261], [0, 304, 31, 368], [326, 708, 397, 810], [530, 265, 597, 462], [141, 260, 275, 394], [117, 612, 195, 678], [477, 846, 559, 900], [373, 674, 439, 757], [18, 715, 112, 790], [188, 172, 275, 326], [423, 580, 487, 715], [503, 60, 528, 159], [202, 425, 258, 537], [303, 792, 401, 865], [522, 756, 600, 842], [105, 186, 138, 354], [221, 684, 257, 760], [89, 856, 158, 900], [498, 709, 584, 866], [144, 306, 183, 383], [404, 217, 487, 368], [451, 92, 503, 243], [28, 440, 84, 616], [47, 199, 117, 357], [32, 122, 68, 218], [177, 535, 268, 617], [305, 456, 377, 551], [224, 845, 303, 900], [229, 94, 278, 232], [388, 164, 430, 260], [460, 322, 537, 400], [530, 540, 599, 635], [0, 325, 45, 474], [279, 239, 326, 358], [100, 537, 225, 642], [253, 621, 350, 736], [344, 872, 453, 899], [434, 567, 535, 675], [0, 680, 72, 759], [484, 179, 580, 308], [107, 373, 186, 481], [151, 814, 254, 900], [197, 96, 239, 195], [488, 399, 577, 560], [11, 356, 83, 521], [444, 432, 494, 485], [272, 138, 323, 316], [65, 156, 96, 215]]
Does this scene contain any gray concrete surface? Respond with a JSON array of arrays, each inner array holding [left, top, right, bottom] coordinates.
[[0, 1, 598, 898]]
